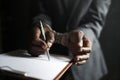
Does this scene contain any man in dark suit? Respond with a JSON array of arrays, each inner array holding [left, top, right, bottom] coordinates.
[[28, 0, 111, 80]]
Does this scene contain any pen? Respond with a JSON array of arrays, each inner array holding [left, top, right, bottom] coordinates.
[[40, 21, 50, 61]]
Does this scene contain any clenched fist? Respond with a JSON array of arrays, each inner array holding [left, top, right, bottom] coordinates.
[[55, 30, 92, 65]]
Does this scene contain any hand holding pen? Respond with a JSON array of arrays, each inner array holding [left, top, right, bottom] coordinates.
[[28, 20, 55, 59]]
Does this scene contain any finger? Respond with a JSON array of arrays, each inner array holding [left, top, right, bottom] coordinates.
[[74, 53, 90, 61], [29, 42, 47, 56], [75, 60, 87, 65], [80, 53, 90, 60], [69, 44, 82, 53], [81, 47, 91, 53], [31, 45, 46, 52], [46, 31, 54, 48], [83, 35, 92, 47], [43, 23, 52, 31], [69, 31, 84, 53], [32, 26, 41, 40], [46, 31, 54, 43], [71, 39, 83, 52], [32, 39, 48, 49], [28, 48, 45, 57], [82, 35, 92, 53], [69, 30, 84, 44], [74, 53, 90, 65]]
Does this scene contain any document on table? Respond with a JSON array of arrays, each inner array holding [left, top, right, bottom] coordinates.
[[0, 50, 72, 80]]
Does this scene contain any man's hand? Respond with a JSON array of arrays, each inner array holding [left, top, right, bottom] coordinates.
[[69, 30, 92, 65], [28, 24, 54, 56], [55, 30, 92, 65]]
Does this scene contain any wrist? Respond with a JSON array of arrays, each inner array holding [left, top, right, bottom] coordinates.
[[54, 31, 69, 47]]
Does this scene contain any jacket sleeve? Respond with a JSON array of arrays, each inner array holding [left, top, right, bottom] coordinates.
[[32, 0, 52, 27], [71, 0, 111, 42]]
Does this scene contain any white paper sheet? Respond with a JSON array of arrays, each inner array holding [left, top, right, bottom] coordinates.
[[0, 50, 71, 80]]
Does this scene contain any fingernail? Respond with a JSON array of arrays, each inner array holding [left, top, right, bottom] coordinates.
[[47, 42, 52, 48]]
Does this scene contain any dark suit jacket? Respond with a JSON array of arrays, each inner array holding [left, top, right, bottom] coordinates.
[[33, 0, 111, 80]]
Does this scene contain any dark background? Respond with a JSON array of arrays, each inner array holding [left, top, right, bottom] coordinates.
[[0, 0, 120, 80], [100, 0, 120, 79]]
